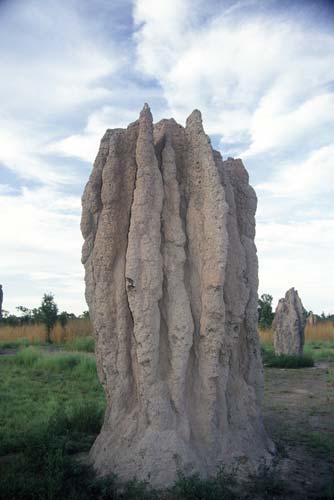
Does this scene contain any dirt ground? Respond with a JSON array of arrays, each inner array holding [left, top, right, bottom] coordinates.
[[263, 361, 334, 499]]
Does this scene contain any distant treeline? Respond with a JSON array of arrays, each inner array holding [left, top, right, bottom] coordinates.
[[0, 294, 89, 327], [307, 311, 334, 322], [0, 309, 89, 327], [2, 293, 332, 329]]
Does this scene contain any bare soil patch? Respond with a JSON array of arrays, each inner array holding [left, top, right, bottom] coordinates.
[[263, 363, 334, 498]]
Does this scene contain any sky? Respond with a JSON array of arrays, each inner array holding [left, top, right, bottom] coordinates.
[[0, 0, 333, 316]]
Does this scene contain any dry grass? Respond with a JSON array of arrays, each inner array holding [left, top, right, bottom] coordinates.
[[1, 318, 333, 347], [258, 328, 273, 345], [305, 321, 334, 342], [259, 320, 334, 344], [0, 318, 92, 344]]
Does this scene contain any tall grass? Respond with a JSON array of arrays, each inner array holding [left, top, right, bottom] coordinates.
[[0, 318, 92, 345], [258, 328, 273, 345], [305, 321, 334, 342], [259, 320, 334, 345], [0, 323, 46, 344]]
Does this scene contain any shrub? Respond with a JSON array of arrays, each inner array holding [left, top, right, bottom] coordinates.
[[265, 353, 314, 368]]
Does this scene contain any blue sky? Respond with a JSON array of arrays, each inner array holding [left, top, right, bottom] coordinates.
[[0, 0, 333, 315]]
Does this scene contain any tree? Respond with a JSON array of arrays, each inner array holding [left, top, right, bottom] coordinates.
[[39, 293, 58, 343], [58, 311, 69, 328], [258, 293, 274, 329], [16, 306, 33, 324], [79, 310, 90, 320]]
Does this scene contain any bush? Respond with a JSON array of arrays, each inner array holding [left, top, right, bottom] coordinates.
[[265, 353, 314, 368]]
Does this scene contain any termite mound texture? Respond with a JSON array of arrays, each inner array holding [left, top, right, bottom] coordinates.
[[273, 287, 306, 356], [81, 104, 274, 487]]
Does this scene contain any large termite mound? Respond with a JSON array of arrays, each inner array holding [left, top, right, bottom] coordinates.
[[81, 104, 273, 486], [273, 287, 306, 356]]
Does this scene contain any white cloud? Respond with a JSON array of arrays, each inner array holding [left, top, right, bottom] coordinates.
[[244, 93, 334, 157], [0, 186, 85, 314], [133, 0, 190, 76], [0, 118, 79, 185], [0, 0, 118, 117], [133, 1, 334, 155], [48, 106, 140, 163], [256, 145, 334, 199], [257, 219, 334, 314], [0, 0, 122, 183]]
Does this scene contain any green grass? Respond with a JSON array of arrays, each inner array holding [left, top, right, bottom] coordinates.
[[9, 346, 97, 374], [0, 348, 105, 457], [295, 431, 334, 457], [261, 345, 314, 368], [304, 340, 334, 360], [261, 340, 334, 364], [64, 336, 95, 353], [0, 348, 160, 499], [0, 348, 288, 499], [0, 338, 45, 349]]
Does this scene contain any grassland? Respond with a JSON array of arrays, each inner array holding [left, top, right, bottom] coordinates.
[[0, 321, 333, 498], [0, 318, 92, 345], [0, 345, 287, 499], [259, 320, 334, 362]]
